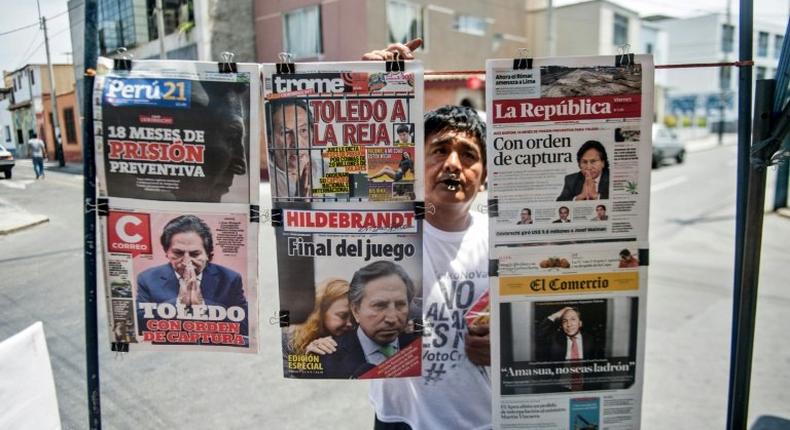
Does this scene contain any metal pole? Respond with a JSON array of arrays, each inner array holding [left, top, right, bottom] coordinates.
[[156, 0, 167, 59], [37, 1, 65, 167], [83, 0, 101, 428], [774, 144, 789, 210]]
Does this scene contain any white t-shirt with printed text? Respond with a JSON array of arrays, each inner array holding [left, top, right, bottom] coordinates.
[[370, 211, 491, 429]]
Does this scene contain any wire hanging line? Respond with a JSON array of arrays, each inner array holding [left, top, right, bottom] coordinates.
[[423, 60, 755, 76]]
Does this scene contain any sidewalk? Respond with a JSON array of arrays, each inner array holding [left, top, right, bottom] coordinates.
[[683, 131, 737, 153], [0, 198, 48, 235]]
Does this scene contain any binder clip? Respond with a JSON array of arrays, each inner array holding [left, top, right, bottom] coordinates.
[[638, 248, 649, 266], [615, 44, 634, 67], [386, 51, 404, 73], [250, 204, 260, 223], [96, 198, 110, 217], [270, 310, 290, 327], [487, 198, 499, 218], [414, 201, 426, 220], [276, 52, 295, 74], [513, 48, 532, 70], [113, 47, 132, 71], [111, 342, 130, 353], [488, 259, 500, 277], [218, 51, 237, 73], [271, 208, 284, 227]]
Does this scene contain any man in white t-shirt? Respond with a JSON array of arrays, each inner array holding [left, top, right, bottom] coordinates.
[[364, 38, 492, 430], [28, 133, 47, 179]]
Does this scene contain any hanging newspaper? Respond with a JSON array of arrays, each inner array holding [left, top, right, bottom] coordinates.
[[93, 58, 261, 352], [486, 55, 653, 429], [275, 202, 423, 379], [99, 200, 259, 352], [262, 61, 425, 378], [261, 62, 423, 202], [93, 57, 260, 203]]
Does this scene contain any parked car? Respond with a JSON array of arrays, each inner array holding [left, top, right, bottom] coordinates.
[[0, 144, 14, 179], [652, 124, 685, 168]]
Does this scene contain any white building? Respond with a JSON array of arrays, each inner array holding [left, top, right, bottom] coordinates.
[[656, 13, 785, 130], [527, 0, 642, 57], [0, 88, 14, 154]]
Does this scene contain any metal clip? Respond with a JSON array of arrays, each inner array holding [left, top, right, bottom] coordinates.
[[277, 52, 295, 74], [616, 44, 634, 67], [386, 51, 405, 73], [513, 48, 532, 70], [113, 47, 133, 71], [218, 51, 237, 73], [269, 310, 290, 327]]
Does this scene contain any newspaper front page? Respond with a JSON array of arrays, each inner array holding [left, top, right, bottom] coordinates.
[[262, 62, 425, 379], [487, 55, 653, 429], [94, 58, 261, 352]]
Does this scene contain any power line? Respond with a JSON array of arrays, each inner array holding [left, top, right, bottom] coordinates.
[[0, 22, 38, 37]]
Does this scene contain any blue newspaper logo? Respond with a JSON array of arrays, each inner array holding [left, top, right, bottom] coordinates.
[[103, 78, 191, 108]]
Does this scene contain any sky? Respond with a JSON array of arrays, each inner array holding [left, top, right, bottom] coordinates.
[[0, 0, 787, 76]]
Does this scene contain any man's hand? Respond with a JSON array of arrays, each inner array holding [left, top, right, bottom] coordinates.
[[177, 260, 204, 307], [361, 38, 422, 61], [305, 336, 338, 355], [465, 323, 490, 366], [575, 177, 597, 200], [548, 306, 573, 322], [299, 162, 312, 197]]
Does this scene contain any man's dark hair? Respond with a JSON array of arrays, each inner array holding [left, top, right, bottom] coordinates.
[[596, 205, 606, 211], [160, 215, 214, 259], [576, 140, 609, 170], [522, 208, 531, 215], [396, 124, 411, 134], [619, 249, 632, 259], [424, 105, 486, 166], [267, 99, 313, 140], [348, 261, 415, 308], [559, 206, 569, 213]]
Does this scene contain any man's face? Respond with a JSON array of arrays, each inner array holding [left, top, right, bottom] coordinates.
[[398, 131, 411, 143], [561, 309, 582, 337], [424, 130, 486, 215], [578, 148, 604, 180], [596, 206, 606, 218], [324, 297, 353, 337], [520, 209, 531, 223], [271, 104, 311, 177], [559, 207, 569, 220], [166, 231, 209, 277], [203, 91, 247, 200], [351, 274, 409, 345]]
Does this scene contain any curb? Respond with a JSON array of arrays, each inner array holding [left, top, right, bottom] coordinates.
[[0, 214, 50, 235]]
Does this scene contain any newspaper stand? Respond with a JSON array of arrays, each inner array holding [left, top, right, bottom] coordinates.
[[79, 0, 786, 426]]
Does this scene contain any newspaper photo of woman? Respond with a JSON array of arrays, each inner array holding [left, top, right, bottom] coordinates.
[[286, 278, 354, 356]]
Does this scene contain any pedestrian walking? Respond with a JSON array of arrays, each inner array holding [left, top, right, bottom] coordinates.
[[28, 133, 47, 179]]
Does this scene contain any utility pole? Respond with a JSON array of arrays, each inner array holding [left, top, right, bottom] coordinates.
[[547, 0, 556, 57], [156, 0, 167, 59], [719, 0, 732, 145], [37, 0, 65, 167]]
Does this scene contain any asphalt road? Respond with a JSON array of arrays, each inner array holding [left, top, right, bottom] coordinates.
[[0, 145, 788, 429]]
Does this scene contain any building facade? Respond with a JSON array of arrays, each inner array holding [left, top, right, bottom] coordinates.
[[0, 88, 15, 155], [657, 13, 784, 130], [3, 64, 77, 160]]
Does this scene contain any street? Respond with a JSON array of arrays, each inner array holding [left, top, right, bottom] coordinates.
[[0, 141, 788, 428]]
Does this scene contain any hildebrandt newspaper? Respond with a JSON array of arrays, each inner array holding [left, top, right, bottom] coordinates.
[[262, 62, 425, 379], [94, 58, 260, 352], [486, 55, 653, 429]]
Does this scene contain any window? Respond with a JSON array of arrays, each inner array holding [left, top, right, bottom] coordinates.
[[387, 1, 423, 45], [645, 43, 653, 54], [455, 15, 486, 36], [756, 66, 767, 80], [758, 31, 769, 57], [722, 24, 734, 53], [29, 69, 34, 86], [613, 13, 628, 46], [63, 108, 77, 144], [4, 126, 10, 142], [775, 35, 784, 59], [720, 66, 731, 90], [283, 5, 322, 59]]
